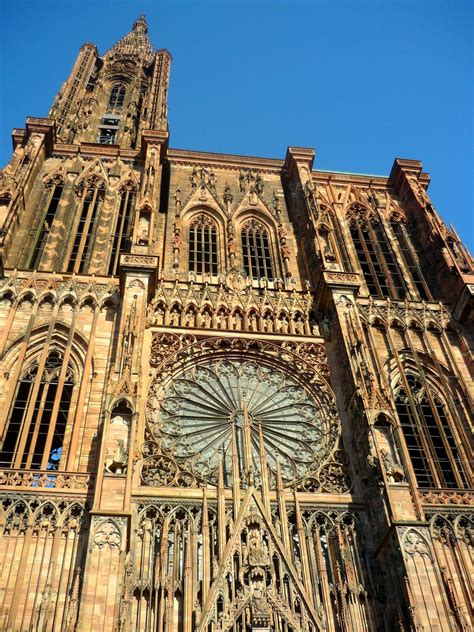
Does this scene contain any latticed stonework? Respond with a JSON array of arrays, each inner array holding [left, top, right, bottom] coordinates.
[[0, 16, 472, 632]]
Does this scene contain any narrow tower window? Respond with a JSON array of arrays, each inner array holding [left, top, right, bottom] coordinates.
[[108, 188, 136, 275], [29, 183, 64, 270], [0, 352, 74, 470], [347, 204, 406, 299], [188, 215, 218, 276], [67, 183, 105, 274], [108, 84, 126, 112], [241, 220, 274, 280], [390, 221, 431, 300]]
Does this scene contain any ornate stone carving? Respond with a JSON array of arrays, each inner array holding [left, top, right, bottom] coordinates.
[[92, 518, 124, 550], [402, 529, 433, 560], [145, 281, 314, 336]]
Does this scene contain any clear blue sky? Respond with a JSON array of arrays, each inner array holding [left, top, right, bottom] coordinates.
[[1, 0, 472, 249]]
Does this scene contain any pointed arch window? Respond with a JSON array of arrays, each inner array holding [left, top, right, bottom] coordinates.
[[108, 186, 136, 275], [188, 214, 218, 276], [29, 181, 64, 270], [241, 219, 274, 281], [67, 179, 105, 274], [0, 351, 74, 470], [395, 375, 467, 489], [108, 83, 126, 112], [347, 204, 406, 299]]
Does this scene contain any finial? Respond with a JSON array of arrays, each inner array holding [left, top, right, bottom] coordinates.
[[133, 14, 148, 33]]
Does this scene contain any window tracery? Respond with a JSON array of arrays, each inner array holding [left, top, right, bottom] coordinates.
[[347, 203, 406, 299], [241, 219, 274, 281], [146, 336, 340, 490], [394, 374, 468, 489]]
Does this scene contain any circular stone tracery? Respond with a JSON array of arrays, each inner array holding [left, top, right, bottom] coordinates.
[[147, 356, 338, 487]]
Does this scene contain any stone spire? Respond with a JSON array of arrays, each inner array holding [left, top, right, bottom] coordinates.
[[105, 15, 154, 63]]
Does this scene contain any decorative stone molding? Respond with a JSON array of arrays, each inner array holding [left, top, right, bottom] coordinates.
[[146, 281, 317, 335], [420, 489, 473, 506], [357, 297, 451, 331], [0, 272, 120, 307]]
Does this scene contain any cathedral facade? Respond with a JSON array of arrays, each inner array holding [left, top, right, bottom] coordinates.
[[0, 16, 472, 632]]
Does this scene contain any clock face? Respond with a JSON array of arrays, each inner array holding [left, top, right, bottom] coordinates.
[[147, 358, 334, 487]]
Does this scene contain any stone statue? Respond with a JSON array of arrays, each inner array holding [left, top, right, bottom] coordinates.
[[381, 449, 405, 483], [169, 308, 180, 326], [104, 440, 128, 474], [278, 315, 289, 334], [263, 315, 273, 333]]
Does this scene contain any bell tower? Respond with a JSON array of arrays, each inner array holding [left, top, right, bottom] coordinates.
[[50, 15, 171, 149]]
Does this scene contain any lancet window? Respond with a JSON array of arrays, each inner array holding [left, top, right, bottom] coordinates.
[[108, 186, 136, 275], [347, 204, 406, 299], [188, 214, 218, 276], [29, 182, 64, 270], [0, 351, 74, 470], [394, 374, 468, 489], [108, 83, 126, 112], [241, 219, 274, 280], [390, 220, 431, 300], [67, 179, 105, 273]]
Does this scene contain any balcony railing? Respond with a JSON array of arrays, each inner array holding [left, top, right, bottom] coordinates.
[[0, 468, 95, 492]]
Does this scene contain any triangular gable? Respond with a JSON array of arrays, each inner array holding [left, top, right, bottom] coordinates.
[[117, 167, 139, 191], [198, 487, 323, 632], [42, 163, 67, 186], [75, 157, 108, 187], [232, 186, 275, 223], [180, 181, 226, 217]]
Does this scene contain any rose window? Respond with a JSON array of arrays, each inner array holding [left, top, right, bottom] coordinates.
[[147, 358, 337, 487]]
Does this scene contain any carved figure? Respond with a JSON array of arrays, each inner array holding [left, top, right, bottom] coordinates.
[[104, 440, 128, 474], [155, 306, 165, 325], [169, 308, 180, 326], [281, 243, 291, 259], [381, 449, 405, 483], [184, 308, 195, 327], [190, 168, 199, 188], [248, 313, 258, 331], [294, 315, 305, 335], [233, 311, 242, 330], [217, 310, 227, 329], [278, 314, 289, 333], [263, 314, 273, 333], [201, 310, 212, 328], [248, 529, 269, 566], [223, 185, 233, 204]]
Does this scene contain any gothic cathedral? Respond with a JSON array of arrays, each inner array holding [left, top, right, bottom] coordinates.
[[0, 16, 472, 632]]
